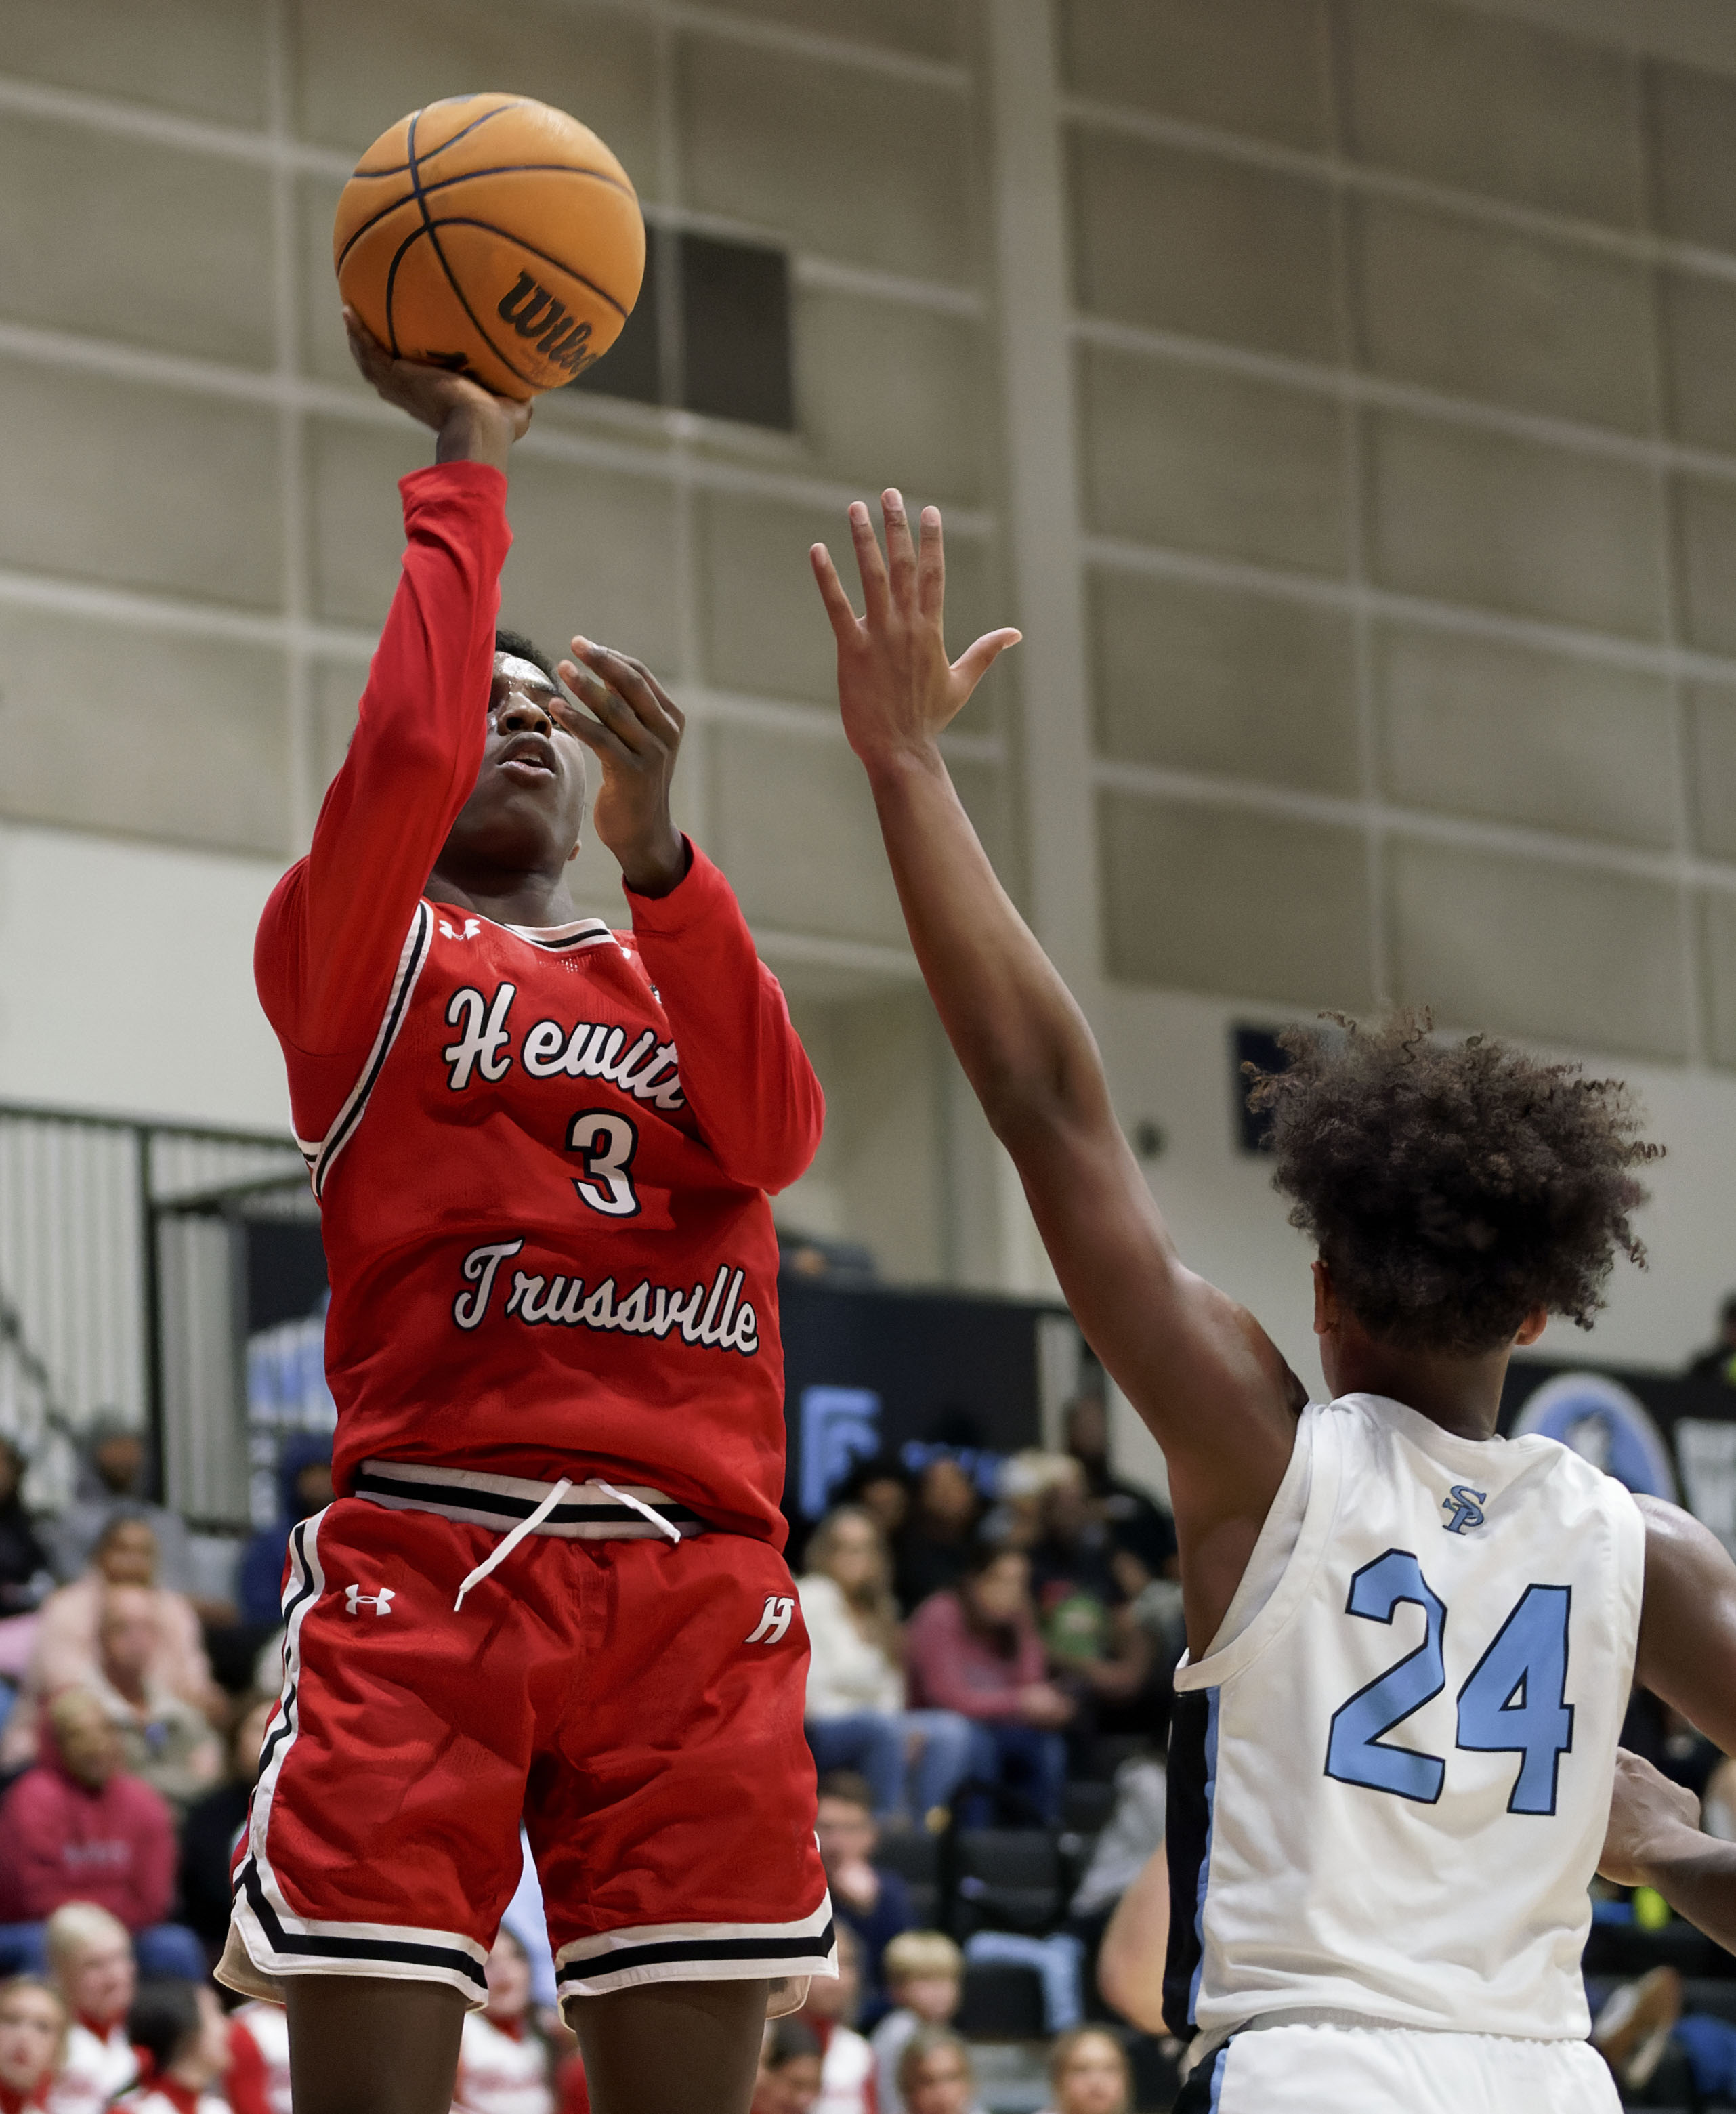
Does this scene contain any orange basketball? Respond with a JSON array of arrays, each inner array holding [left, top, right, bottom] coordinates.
[[333, 93, 645, 401]]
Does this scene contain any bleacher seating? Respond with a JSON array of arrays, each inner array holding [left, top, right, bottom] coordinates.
[[954, 1828, 1067, 1939]]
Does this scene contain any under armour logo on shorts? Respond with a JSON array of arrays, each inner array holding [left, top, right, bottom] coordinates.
[[345, 1584, 396, 1616], [745, 1594, 795, 1645]]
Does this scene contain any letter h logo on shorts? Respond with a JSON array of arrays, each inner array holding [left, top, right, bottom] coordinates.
[[1441, 1485, 1488, 1536], [344, 1584, 396, 1617], [746, 1595, 795, 1646]]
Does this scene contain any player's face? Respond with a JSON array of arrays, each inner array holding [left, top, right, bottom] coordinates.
[[443, 654, 589, 872], [0, 1990, 62, 2092]]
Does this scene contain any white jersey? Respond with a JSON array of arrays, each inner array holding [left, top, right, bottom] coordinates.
[[232, 2000, 293, 2114], [45, 2023, 136, 2114], [1164, 1393, 1643, 2056], [451, 2012, 552, 2114]]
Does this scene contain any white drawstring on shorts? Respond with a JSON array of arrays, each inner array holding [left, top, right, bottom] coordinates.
[[453, 1477, 573, 1610], [595, 1480, 683, 1545]]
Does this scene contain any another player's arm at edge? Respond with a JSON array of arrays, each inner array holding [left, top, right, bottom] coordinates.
[[1596, 1498, 1736, 1956], [810, 492, 1301, 1646]]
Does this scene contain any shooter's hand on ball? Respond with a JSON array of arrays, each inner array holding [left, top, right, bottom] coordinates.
[[343, 305, 532, 469], [558, 639, 690, 897], [811, 488, 1020, 767]]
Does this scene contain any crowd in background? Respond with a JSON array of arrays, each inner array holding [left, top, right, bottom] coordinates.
[[8, 1297, 1736, 2114]]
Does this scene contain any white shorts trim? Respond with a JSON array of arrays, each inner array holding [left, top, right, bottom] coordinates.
[[1202, 2022, 1619, 2114], [554, 1895, 837, 2001], [217, 1508, 490, 2011]]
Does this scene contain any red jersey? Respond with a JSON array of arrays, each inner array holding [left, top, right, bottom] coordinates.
[[255, 463, 822, 1544]]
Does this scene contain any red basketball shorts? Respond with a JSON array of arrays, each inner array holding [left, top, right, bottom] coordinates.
[[220, 1493, 832, 2010]]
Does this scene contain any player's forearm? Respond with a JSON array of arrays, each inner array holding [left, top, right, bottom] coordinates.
[[860, 742, 1112, 1145], [1097, 1849, 1171, 2032], [1632, 1827, 1736, 1957]]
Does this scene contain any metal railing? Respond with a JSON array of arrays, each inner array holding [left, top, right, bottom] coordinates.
[[0, 1101, 309, 1526]]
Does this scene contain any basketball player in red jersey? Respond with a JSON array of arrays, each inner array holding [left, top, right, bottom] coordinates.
[[217, 314, 833, 2114]]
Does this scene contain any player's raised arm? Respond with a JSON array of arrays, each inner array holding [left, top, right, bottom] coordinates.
[[258, 314, 531, 1060], [811, 494, 1298, 1534]]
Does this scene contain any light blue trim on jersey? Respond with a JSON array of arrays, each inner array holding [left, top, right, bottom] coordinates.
[[1189, 1687, 1221, 2021], [1207, 2044, 1227, 2110]]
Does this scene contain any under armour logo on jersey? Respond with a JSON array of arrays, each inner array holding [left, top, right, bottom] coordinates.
[[745, 1594, 795, 1645], [1441, 1485, 1488, 1536], [438, 917, 482, 941], [344, 1584, 396, 1616]]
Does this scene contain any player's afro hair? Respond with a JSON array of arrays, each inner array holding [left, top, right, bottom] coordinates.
[[1246, 1011, 1660, 1357]]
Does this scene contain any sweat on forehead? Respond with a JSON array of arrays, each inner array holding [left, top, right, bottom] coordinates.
[[495, 653, 560, 695]]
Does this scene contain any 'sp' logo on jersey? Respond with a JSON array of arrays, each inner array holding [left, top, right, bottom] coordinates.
[[746, 1594, 795, 1646], [1441, 1485, 1488, 1536]]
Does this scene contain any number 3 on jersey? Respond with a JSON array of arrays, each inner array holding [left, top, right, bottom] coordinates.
[[1324, 1548, 1573, 1815], [566, 1109, 640, 1217]]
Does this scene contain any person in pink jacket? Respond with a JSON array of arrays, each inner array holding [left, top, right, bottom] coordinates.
[[903, 1546, 1073, 1826], [0, 1691, 204, 1980]]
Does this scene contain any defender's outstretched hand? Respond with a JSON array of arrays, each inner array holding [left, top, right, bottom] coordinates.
[[343, 307, 531, 470], [811, 490, 1020, 765], [557, 639, 689, 898]]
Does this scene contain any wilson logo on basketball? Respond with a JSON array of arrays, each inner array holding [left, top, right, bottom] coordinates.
[[497, 272, 595, 375]]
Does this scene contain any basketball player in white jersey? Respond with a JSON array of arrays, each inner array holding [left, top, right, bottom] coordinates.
[[810, 493, 1736, 2113]]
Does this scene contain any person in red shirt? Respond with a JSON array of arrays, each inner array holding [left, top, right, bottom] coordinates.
[[215, 316, 831, 2114], [0, 1979, 67, 2114], [0, 1693, 186, 1952]]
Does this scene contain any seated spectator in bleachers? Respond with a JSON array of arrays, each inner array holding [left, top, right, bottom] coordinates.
[[452, 1929, 553, 2114], [830, 1456, 915, 1553], [2, 1521, 219, 1769], [0, 1691, 204, 1981], [178, 1694, 274, 1964], [895, 2029, 981, 2114], [1037, 2028, 1130, 2114], [905, 1546, 1072, 1827], [752, 2019, 824, 2114], [42, 1424, 196, 1600], [1067, 1754, 1166, 1939], [797, 1924, 873, 2114], [1025, 1463, 1155, 1739], [0, 1441, 50, 1619], [83, 1591, 221, 1816], [112, 1981, 230, 2114], [42, 1904, 137, 2114], [0, 1975, 68, 2114], [815, 1773, 912, 2025], [893, 1461, 981, 1615], [870, 1932, 962, 2114], [237, 1438, 331, 1630], [799, 1507, 973, 1823], [1061, 1396, 1176, 1584], [226, 2000, 290, 2114]]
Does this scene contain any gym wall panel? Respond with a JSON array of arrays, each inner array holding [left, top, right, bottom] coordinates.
[[698, 492, 841, 708], [678, 37, 973, 287], [297, 173, 364, 391], [1087, 569, 1360, 795], [1659, 273, 1736, 456], [496, 457, 681, 676], [1349, 197, 1656, 436], [1649, 64, 1736, 255], [310, 660, 370, 797], [1057, 0, 1330, 150], [707, 725, 908, 947], [1364, 410, 1666, 639], [1687, 685, 1736, 860], [0, 0, 270, 127], [0, 117, 275, 368], [673, 0, 961, 62], [1374, 625, 1678, 848], [1389, 840, 1688, 1060], [794, 291, 989, 504], [0, 611, 289, 855], [1701, 892, 1736, 1070], [1097, 790, 1374, 1009], [1672, 476, 1736, 660], [1078, 347, 1349, 574], [290, 0, 662, 196], [1340, 0, 1645, 227], [304, 416, 431, 627], [0, 361, 282, 610], [1070, 133, 1336, 363]]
